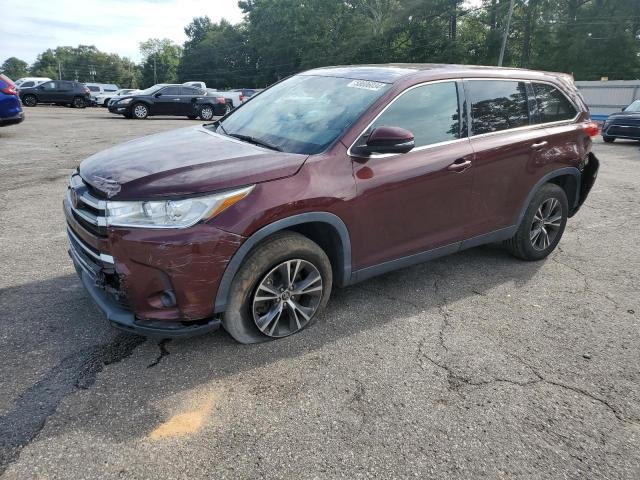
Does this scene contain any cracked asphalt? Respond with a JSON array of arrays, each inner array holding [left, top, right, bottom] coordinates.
[[1, 107, 639, 479]]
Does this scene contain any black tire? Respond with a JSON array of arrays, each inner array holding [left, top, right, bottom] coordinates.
[[223, 231, 332, 344], [505, 183, 568, 261], [22, 95, 37, 107], [132, 103, 148, 119], [72, 96, 85, 108], [187, 115, 198, 120], [198, 105, 214, 121], [224, 103, 232, 115], [602, 136, 614, 143], [103, 99, 110, 107], [123, 113, 133, 119]]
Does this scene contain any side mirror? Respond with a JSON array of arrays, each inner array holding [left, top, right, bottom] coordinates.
[[154, 92, 162, 98], [352, 126, 415, 156]]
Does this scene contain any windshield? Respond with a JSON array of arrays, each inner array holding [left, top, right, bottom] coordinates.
[[624, 100, 640, 112], [87, 86, 100, 92], [216, 75, 391, 154]]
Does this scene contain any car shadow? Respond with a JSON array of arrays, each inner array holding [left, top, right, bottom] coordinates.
[[0, 242, 544, 446]]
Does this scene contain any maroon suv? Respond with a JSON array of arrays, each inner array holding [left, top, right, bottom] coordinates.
[[65, 64, 599, 342]]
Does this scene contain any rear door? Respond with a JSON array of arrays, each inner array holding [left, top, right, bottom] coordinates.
[[55, 81, 74, 103], [463, 79, 551, 238], [181, 86, 204, 116]]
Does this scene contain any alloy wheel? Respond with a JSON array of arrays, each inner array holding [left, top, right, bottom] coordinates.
[[252, 259, 323, 338], [134, 104, 147, 119], [200, 106, 214, 120], [530, 198, 562, 251]]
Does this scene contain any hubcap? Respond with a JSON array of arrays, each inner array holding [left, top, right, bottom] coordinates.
[[134, 105, 146, 118], [202, 107, 213, 119], [252, 259, 323, 338], [530, 197, 562, 251]]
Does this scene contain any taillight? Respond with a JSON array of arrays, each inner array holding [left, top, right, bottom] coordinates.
[[84, 87, 90, 94], [216, 97, 225, 104], [1, 84, 17, 95], [239, 95, 244, 102], [583, 121, 599, 137]]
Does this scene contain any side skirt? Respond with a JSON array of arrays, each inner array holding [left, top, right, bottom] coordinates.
[[349, 225, 517, 285]]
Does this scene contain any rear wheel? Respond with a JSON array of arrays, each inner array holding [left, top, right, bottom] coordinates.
[[22, 95, 37, 107], [603, 136, 614, 143], [505, 183, 568, 261], [224, 103, 232, 115], [132, 103, 148, 119], [72, 96, 86, 108], [223, 232, 332, 344]]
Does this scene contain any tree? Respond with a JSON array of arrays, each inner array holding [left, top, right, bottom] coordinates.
[[30, 45, 140, 87], [139, 38, 182, 87], [0, 57, 29, 80]]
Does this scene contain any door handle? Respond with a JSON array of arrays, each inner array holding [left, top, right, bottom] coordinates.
[[530, 141, 548, 150], [447, 159, 472, 172]]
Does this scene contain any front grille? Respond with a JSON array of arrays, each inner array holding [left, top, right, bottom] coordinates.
[[609, 117, 640, 127], [67, 174, 108, 237], [608, 125, 640, 137]]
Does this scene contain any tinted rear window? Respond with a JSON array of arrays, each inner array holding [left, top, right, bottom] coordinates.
[[533, 83, 577, 123], [87, 86, 100, 92], [21, 81, 34, 88], [467, 80, 529, 135], [162, 86, 182, 95]]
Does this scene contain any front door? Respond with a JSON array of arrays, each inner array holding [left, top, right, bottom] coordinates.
[[38, 81, 58, 102], [154, 86, 183, 115], [349, 81, 474, 271]]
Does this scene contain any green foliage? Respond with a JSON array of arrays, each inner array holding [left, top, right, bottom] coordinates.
[[0, 57, 29, 80], [3, 0, 638, 89], [29, 45, 140, 87], [139, 38, 182, 87]]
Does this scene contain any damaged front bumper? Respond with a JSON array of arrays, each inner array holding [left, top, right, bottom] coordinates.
[[64, 194, 245, 337]]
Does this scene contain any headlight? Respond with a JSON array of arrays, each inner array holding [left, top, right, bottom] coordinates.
[[119, 97, 133, 105], [105, 186, 254, 229]]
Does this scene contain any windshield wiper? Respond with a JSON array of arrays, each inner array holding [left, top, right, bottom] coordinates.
[[226, 133, 282, 152]]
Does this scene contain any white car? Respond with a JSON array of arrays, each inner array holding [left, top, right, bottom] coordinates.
[[96, 88, 138, 107], [14, 77, 52, 90], [84, 83, 119, 105], [205, 88, 244, 109]]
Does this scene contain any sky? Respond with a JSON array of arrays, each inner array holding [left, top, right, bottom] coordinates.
[[0, 0, 245, 65]]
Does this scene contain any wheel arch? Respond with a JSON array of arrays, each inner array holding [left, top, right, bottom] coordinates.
[[516, 167, 581, 228], [214, 212, 352, 313]]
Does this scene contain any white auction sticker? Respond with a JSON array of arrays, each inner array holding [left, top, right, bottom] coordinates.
[[347, 80, 386, 91]]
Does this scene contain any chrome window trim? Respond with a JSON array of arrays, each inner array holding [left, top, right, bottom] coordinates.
[[346, 76, 583, 160], [347, 79, 464, 159]]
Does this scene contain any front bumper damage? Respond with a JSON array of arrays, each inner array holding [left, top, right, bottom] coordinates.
[[64, 194, 245, 337]]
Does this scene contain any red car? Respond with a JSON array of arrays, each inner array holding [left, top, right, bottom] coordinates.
[[65, 64, 599, 342]]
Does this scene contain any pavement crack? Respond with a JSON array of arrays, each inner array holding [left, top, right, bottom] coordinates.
[[0, 333, 145, 475], [147, 339, 171, 369]]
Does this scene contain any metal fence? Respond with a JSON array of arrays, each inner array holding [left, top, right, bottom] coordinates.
[[575, 80, 640, 120]]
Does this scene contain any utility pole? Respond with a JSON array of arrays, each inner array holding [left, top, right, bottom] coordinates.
[[153, 54, 157, 84], [498, 0, 515, 67], [57, 60, 62, 80]]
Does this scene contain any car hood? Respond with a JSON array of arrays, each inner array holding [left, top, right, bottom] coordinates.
[[607, 111, 640, 120], [79, 126, 308, 199]]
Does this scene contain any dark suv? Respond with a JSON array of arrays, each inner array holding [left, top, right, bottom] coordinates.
[[108, 84, 226, 120], [601, 100, 640, 142], [19, 80, 91, 108], [65, 64, 599, 342]]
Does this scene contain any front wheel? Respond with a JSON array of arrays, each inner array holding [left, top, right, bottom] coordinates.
[[223, 232, 332, 344], [505, 183, 568, 261], [72, 96, 85, 108], [198, 105, 214, 121], [132, 103, 148, 119], [22, 95, 37, 107]]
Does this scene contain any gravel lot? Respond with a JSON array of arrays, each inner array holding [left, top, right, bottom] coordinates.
[[0, 106, 639, 479]]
